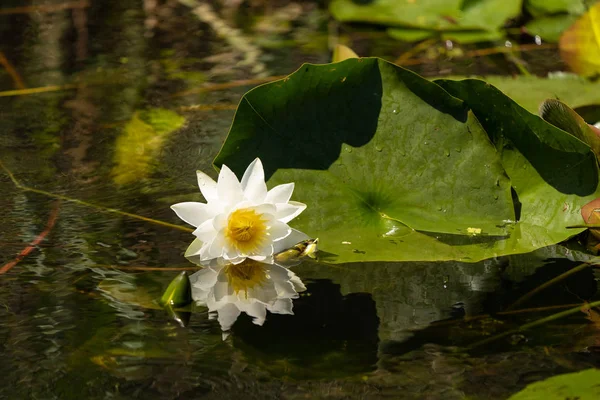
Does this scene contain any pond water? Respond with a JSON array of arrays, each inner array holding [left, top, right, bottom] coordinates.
[[1, 1, 599, 399]]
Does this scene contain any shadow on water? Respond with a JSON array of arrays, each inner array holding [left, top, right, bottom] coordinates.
[[232, 280, 380, 379]]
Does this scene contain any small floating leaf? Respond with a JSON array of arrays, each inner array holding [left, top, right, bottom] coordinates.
[[329, 0, 521, 32], [112, 108, 185, 185], [159, 272, 192, 307], [508, 369, 600, 400]]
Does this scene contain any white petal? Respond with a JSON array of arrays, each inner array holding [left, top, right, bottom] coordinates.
[[274, 279, 300, 299], [217, 165, 244, 205], [267, 264, 292, 283], [191, 285, 210, 303], [190, 267, 218, 291], [199, 242, 213, 262], [192, 219, 217, 243], [268, 298, 293, 315], [184, 238, 205, 265], [228, 256, 246, 265], [184, 238, 204, 257], [289, 274, 307, 292], [208, 233, 226, 259], [212, 213, 228, 231], [217, 303, 241, 331], [265, 183, 294, 204], [251, 203, 276, 217], [244, 241, 273, 264], [275, 201, 306, 223], [249, 253, 268, 261], [200, 257, 229, 269], [196, 170, 218, 202], [213, 273, 233, 302], [248, 283, 278, 304], [268, 220, 291, 242], [273, 228, 310, 253], [238, 302, 267, 326], [223, 245, 242, 263], [268, 265, 300, 298], [240, 158, 267, 203], [171, 202, 215, 227]]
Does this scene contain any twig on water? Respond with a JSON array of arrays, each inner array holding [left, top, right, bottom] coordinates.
[[99, 265, 201, 271], [0, 51, 26, 89], [0, 201, 60, 274], [0, 1, 89, 15], [0, 84, 80, 97], [170, 76, 285, 98], [178, 103, 237, 112]]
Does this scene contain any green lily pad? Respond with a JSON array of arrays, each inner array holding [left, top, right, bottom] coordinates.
[[386, 27, 435, 42], [525, 0, 586, 17], [214, 58, 600, 263], [329, 0, 521, 32], [388, 28, 504, 44], [524, 14, 579, 42], [441, 29, 504, 43], [443, 75, 600, 113], [508, 368, 600, 400]]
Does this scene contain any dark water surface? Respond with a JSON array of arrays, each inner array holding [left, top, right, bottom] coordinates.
[[1, 1, 598, 399]]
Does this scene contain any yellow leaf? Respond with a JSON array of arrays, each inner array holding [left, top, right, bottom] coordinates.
[[332, 44, 359, 63], [559, 2, 600, 77], [112, 109, 185, 185]]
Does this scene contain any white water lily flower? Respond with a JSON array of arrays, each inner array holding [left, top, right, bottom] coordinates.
[[171, 158, 307, 265], [189, 232, 308, 335]]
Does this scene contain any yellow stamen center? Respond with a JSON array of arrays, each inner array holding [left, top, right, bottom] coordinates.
[[224, 259, 268, 296], [225, 208, 268, 254]]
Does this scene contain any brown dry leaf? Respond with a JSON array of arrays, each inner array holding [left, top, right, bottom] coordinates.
[[581, 197, 600, 241], [581, 302, 600, 328], [559, 2, 600, 77]]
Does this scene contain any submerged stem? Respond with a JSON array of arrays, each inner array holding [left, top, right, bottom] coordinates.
[[507, 262, 590, 310], [468, 299, 600, 350], [0, 160, 193, 233]]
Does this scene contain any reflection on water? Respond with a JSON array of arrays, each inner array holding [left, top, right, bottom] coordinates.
[[190, 259, 307, 336], [1, 0, 600, 398]]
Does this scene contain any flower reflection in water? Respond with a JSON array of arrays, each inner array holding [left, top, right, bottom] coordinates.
[[189, 258, 306, 337]]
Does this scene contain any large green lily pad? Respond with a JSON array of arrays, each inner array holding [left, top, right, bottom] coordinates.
[[214, 58, 600, 263]]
